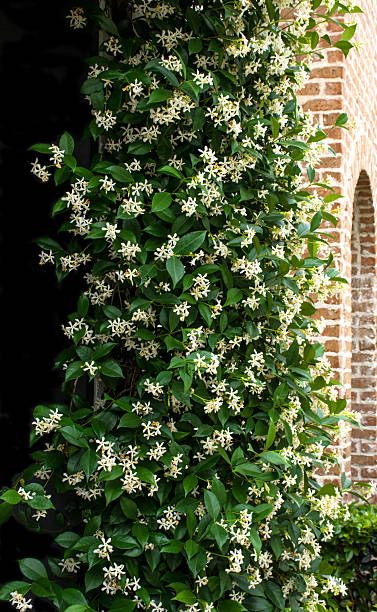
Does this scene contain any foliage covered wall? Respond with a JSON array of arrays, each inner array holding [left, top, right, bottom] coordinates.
[[0, 1, 362, 611]]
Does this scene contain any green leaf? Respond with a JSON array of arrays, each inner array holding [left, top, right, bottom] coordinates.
[[62, 589, 88, 606], [310, 30, 319, 49], [85, 566, 103, 592], [166, 257, 185, 287], [52, 199, 67, 216], [119, 413, 141, 429], [310, 211, 322, 232], [265, 0, 277, 20], [265, 419, 276, 450], [173, 590, 196, 605], [105, 480, 123, 505], [27, 495, 54, 510], [175, 231, 206, 255], [0, 581, 31, 601], [335, 39, 353, 56], [132, 523, 149, 547], [59, 132, 75, 155], [55, 532, 80, 549], [0, 502, 13, 525], [247, 597, 272, 612], [198, 303, 212, 327], [1, 489, 22, 505], [336, 112, 348, 127], [270, 117, 280, 139], [103, 305, 122, 319], [109, 165, 134, 183], [183, 474, 198, 497], [270, 535, 284, 560], [156, 370, 172, 385], [152, 192, 172, 212], [60, 426, 88, 448], [77, 294, 89, 317], [54, 165, 72, 186], [218, 602, 244, 612], [101, 359, 124, 378], [65, 361, 84, 383], [188, 38, 203, 54], [273, 382, 289, 405], [234, 463, 262, 478], [136, 466, 156, 485], [120, 497, 138, 519], [64, 155, 77, 170], [108, 602, 136, 612], [28, 143, 51, 154], [240, 186, 254, 201], [184, 539, 200, 560], [341, 22, 357, 41], [100, 465, 123, 482], [204, 490, 220, 520], [157, 165, 183, 179], [307, 165, 315, 182], [211, 523, 228, 549], [161, 540, 184, 553], [265, 581, 285, 610], [127, 143, 152, 156], [19, 558, 48, 581], [145, 60, 180, 86], [81, 78, 103, 95], [224, 288, 243, 307], [81, 448, 98, 479], [111, 534, 139, 550], [260, 451, 287, 466], [211, 479, 227, 505], [249, 529, 262, 553], [148, 88, 171, 104]]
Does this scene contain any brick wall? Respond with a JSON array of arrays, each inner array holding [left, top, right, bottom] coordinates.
[[300, 0, 377, 484]]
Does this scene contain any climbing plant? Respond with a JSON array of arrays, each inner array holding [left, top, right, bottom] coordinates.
[[0, 1, 362, 611]]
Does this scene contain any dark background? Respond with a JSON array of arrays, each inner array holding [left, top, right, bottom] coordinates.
[[0, 0, 93, 602]]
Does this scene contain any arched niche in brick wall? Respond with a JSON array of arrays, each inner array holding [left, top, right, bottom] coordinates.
[[351, 170, 377, 482]]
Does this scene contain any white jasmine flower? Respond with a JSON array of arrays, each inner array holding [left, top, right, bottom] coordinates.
[[82, 361, 98, 377], [102, 222, 120, 242], [118, 241, 141, 261], [173, 301, 190, 321], [99, 175, 116, 192], [17, 486, 34, 501], [9, 591, 32, 612], [142, 420, 162, 440], [192, 70, 214, 88], [94, 536, 114, 560], [104, 36, 122, 56], [66, 7, 87, 29], [39, 250, 55, 265], [49, 144, 65, 167], [157, 506, 181, 531], [94, 109, 117, 131], [30, 158, 50, 182], [190, 274, 211, 300]]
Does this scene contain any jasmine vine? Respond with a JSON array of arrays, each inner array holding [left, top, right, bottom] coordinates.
[[0, 1, 363, 611]]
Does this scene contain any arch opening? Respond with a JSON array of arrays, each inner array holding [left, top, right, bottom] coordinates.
[[351, 170, 377, 482]]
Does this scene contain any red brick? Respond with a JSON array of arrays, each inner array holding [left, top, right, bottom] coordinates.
[[310, 66, 344, 79], [303, 99, 342, 112], [325, 82, 342, 95]]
